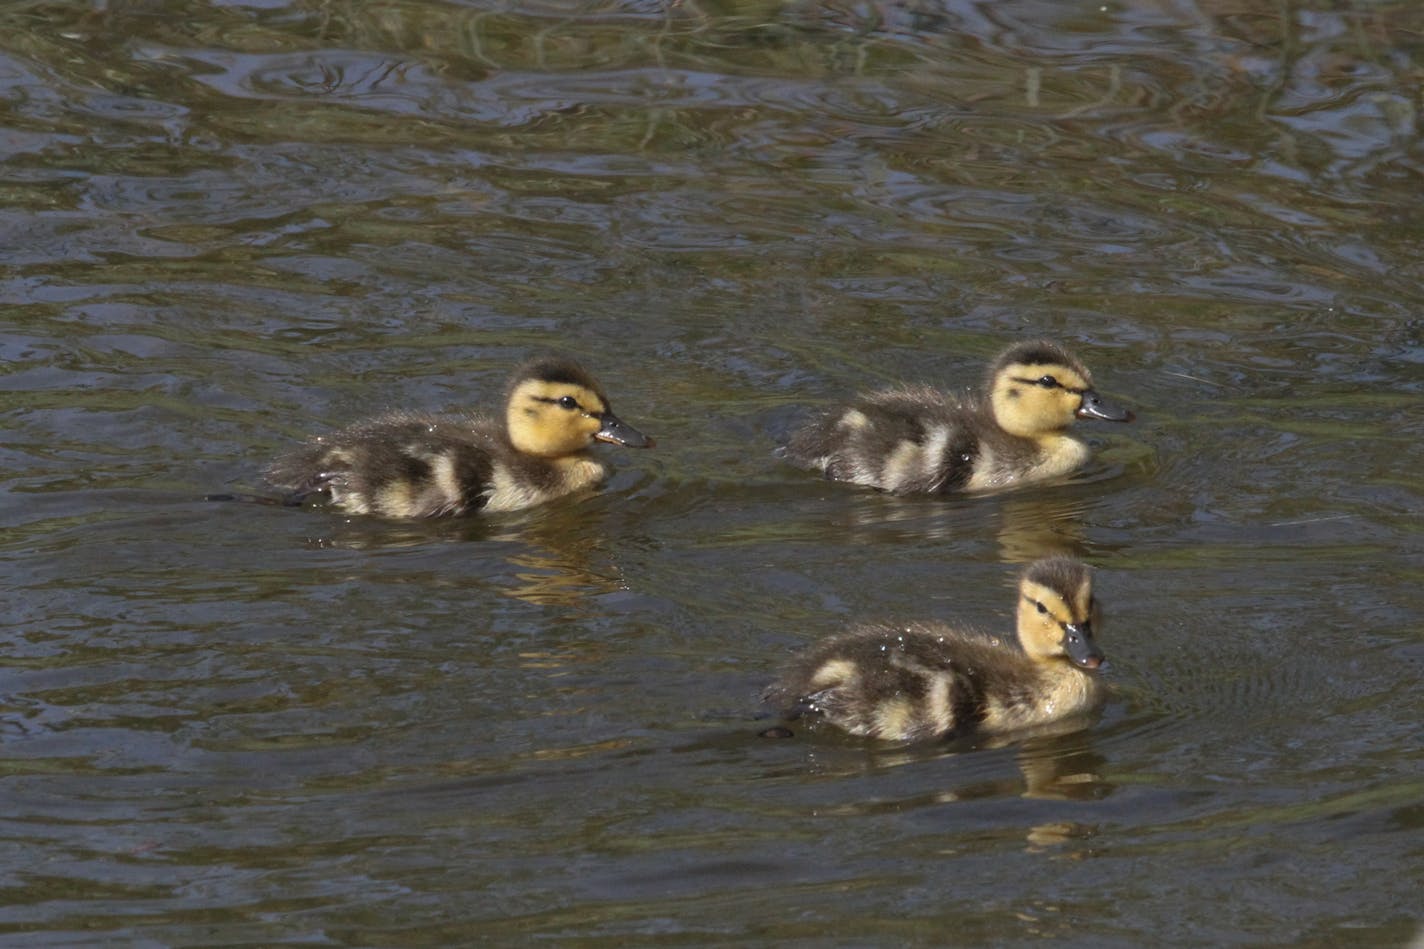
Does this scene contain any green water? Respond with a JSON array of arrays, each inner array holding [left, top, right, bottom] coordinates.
[[2, 1, 1421, 945]]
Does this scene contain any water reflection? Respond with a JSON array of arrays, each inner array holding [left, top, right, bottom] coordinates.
[[502, 544, 624, 606], [760, 720, 1115, 859], [773, 450, 1142, 556], [779, 713, 1111, 795], [993, 491, 1091, 562], [1013, 732, 1112, 802], [267, 492, 636, 606]]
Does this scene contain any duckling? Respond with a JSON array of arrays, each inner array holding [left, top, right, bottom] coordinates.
[[763, 557, 1107, 743], [784, 340, 1133, 495], [264, 356, 654, 518]]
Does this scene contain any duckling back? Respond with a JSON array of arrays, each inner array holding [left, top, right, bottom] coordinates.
[[264, 411, 504, 517], [764, 624, 992, 741], [784, 386, 1006, 495]]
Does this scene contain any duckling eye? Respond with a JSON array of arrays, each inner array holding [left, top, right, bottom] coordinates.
[[1034, 600, 1048, 615], [1036, 375, 1059, 389], [557, 395, 579, 410]]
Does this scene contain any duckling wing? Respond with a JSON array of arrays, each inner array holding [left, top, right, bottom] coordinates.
[[786, 386, 985, 494], [265, 412, 499, 517]]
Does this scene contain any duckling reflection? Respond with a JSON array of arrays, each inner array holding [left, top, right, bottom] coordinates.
[[860, 732, 1109, 801], [764, 558, 1109, 743], [757, 725, 1114, 859], [1001, 731, 1110, 802], [267, 356, 654, 518], [994, 492, 1092, 564], [291, 499, 636, 608], [502, 543, 625, 606], [784, 340, 1133, 496], [769, 728, 1114, 830], [771, 474, 1095, 556]]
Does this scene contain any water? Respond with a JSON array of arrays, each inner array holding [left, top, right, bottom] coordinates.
[[2, 1, 1421, 944]]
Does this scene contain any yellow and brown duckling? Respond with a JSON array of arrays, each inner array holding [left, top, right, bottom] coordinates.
[[264, 356, 654, 518], [763, 557, 1108, 743], [784, 340, 1134, 495]]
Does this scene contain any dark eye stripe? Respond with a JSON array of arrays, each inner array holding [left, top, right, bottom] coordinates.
[[534, 394, 586, 411], [1024, 594, 1049, 615], [1010, 374, 1090, 395]]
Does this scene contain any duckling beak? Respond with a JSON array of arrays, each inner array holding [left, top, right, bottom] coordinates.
[[1076, 390, 1135, 423], [594, 412, 655, 449], [1063, 622, 1105, 670]]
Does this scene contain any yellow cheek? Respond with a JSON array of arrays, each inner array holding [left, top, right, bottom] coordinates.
[[1032, 390, 1074, 423], [558, 416, 596, 448], [548, 414, 599, 452], [1022, 614, 1065, 654]]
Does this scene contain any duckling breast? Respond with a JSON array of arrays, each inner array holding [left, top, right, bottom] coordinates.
[[979, 664, 1103, 732], [482, 454, 606, 513], [963, 430, 1089, 492]]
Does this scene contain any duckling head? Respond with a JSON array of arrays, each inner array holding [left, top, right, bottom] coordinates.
[[505, 357, 655, 457], [1015, 557, 1105, 670], [987, 340, 1134, 439]]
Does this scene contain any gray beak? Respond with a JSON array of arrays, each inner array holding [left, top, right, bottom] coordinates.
[[1063, 622, 1105, 670], [594, 412, 655, 449], [1076, 390, 1135, 423]]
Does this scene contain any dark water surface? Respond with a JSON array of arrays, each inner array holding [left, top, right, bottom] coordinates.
[[3, 1, 1422, 945]]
